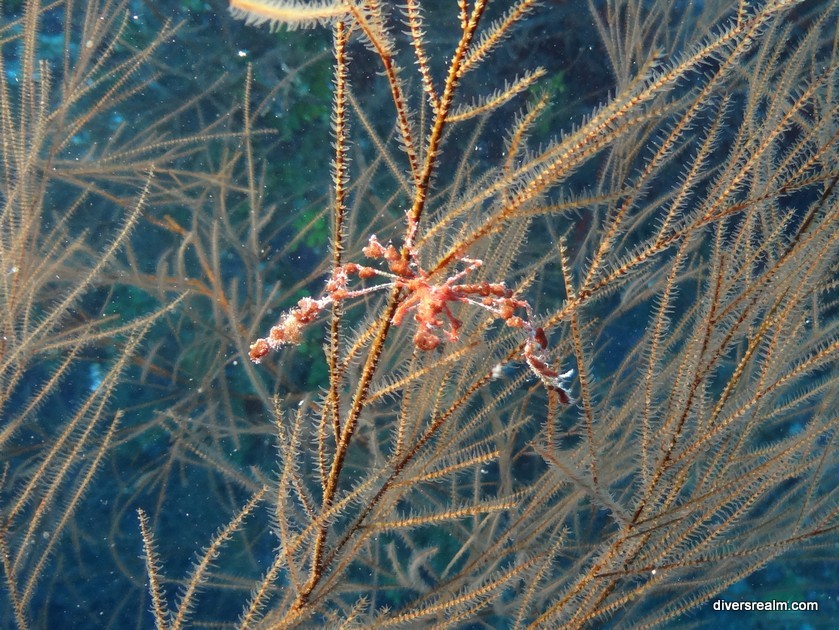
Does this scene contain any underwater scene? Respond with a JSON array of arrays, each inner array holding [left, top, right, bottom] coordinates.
[[1, 0, 838, 627]]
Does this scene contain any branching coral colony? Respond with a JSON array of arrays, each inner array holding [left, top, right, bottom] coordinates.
[[242, 1, 576, 403]]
